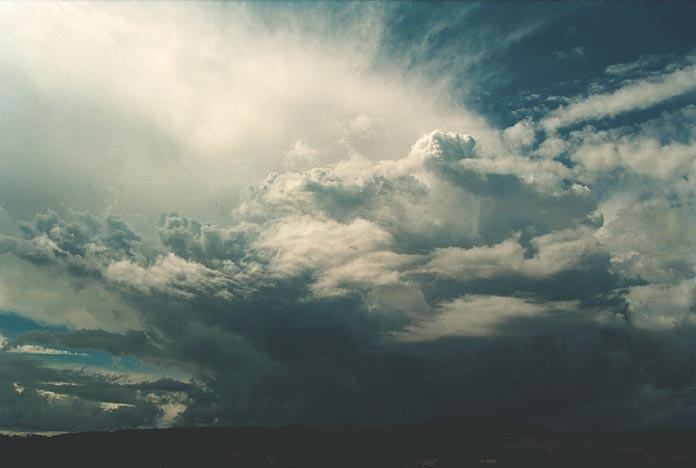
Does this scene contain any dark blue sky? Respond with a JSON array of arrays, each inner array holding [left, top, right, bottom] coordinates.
[[379, 2, 696, 127]]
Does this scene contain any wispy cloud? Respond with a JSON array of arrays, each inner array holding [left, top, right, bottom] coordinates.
[[7, 344, 86, 356], [542, 64, 696, 132]]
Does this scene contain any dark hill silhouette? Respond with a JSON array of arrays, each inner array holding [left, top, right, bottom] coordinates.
[[1, 418, 694, 467]]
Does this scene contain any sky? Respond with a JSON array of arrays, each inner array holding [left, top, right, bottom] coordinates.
[[1, 1, 696, 433]]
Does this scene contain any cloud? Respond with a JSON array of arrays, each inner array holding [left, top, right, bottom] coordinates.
[[0, 256, 143, 332], [604, 55, 664, 76], [626, 279, 696, 331], [598, 192, 696, 284], [13, 330, 161, 360], [422, 227, 604, 281], [0, 117, 688, 433], [7, 345, 86, 356], [240, 130, 594, 251], [502, 119, 536, 149], [542, 65, 696, 132], [1, 2, 696, 433], [0, 2, 494, 222], [395, 295, 580, 341], [105, 254, 233, 300], [0, 127, 627, 430], [284, 140, 320, 170], [0, 352, 185, 432], [568, 128, 696, 180]]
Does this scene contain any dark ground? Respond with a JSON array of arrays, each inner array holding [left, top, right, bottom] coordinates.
[[1, 418, 695, 467]]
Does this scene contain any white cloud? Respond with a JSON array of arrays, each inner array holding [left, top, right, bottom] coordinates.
[[598, 194, 696, 284], [423, 237, 526, 280], [227, 129, 600, 301], [8, 344, 86, 356], [35, 389, 76, 407], [604, 55, 662, 76], [0, 2, 495, 221], [395, 295, 579, 341], [99, 402, 136, 412], [254, 215, 404, 298], [423, 227, 603, 281], [284, 140, 320, 170], [534, 135, 566, 160], [569, 129, 696, 180], [145, 391, 189, 428], [542, 65, 696, 132], [0, 255, 143, 332], [503, 118, 536, 149], [105, 253, 232, 300], [627, 279, 696, 331], [311, 251, 421, 298]]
